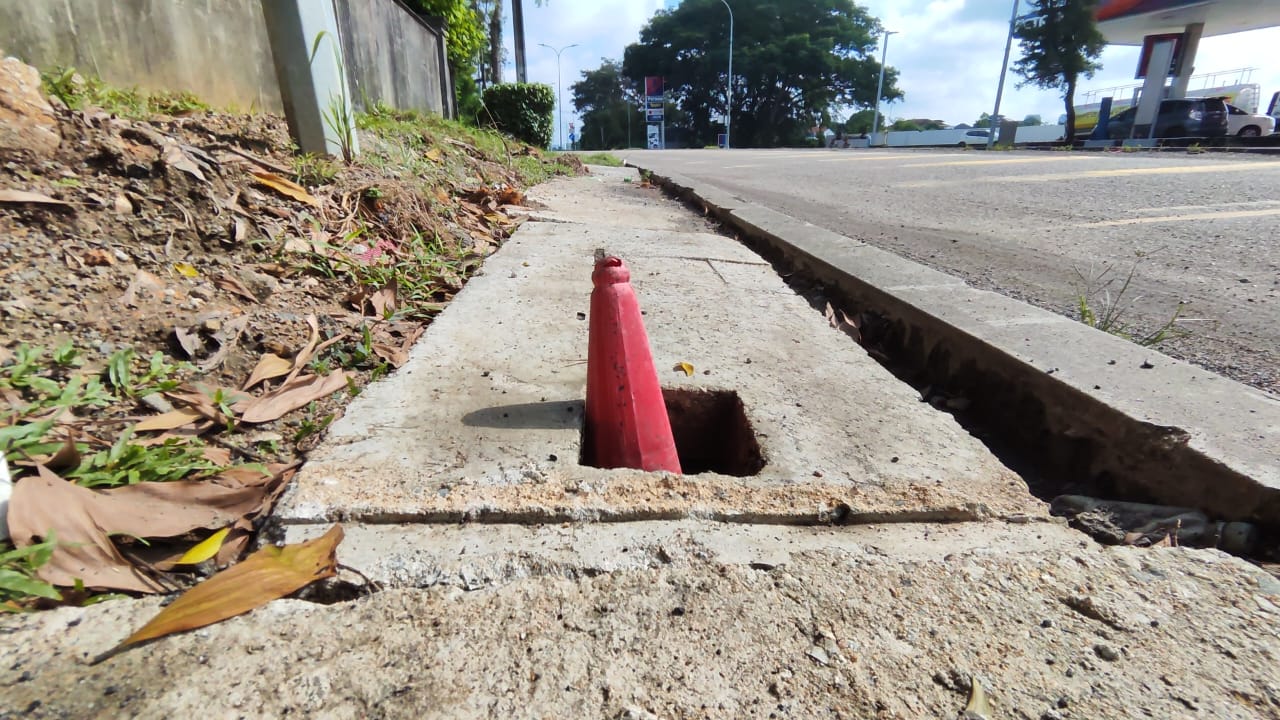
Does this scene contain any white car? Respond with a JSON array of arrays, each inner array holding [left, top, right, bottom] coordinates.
[[957, 129, 992, 147], [1225, 104, 1275, 137]]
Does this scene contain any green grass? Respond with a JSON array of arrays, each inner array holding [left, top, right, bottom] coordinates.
[[40, 66, 208, 118], [573, 152, 624, 167]]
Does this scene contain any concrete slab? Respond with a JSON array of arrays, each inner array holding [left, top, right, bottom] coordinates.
[[275, 172, 1039, 528], [281, 518, 1074, 589], [641, 166, 1280, 527], [4, 527, 1278, 719]]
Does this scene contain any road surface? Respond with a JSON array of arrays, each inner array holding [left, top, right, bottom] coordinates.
[[621, 148, 1280, 395]]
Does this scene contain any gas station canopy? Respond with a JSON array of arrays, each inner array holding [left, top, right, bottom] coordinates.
[[1097, 0, 1280, 45]]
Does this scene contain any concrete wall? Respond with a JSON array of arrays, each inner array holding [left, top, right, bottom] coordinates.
[[0, 0, 283, 113], [334, 0, 454, 118], [883, 125, 1068, 147], [0, 0, 455, 119]]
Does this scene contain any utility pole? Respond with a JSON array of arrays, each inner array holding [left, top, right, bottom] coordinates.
[[512, 0, 528, 82], [719, 0, 733, 149], [538, 42, 578, 149], [988, 0, 1020, 149], [871, 30, 897, 146]]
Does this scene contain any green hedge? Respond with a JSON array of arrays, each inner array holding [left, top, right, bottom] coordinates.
[[482, 83, 555, 148]]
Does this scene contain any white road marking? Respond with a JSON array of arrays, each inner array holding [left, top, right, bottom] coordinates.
[[898, 161, 1280, 187], [903, 156, 1097, 168], [1077, 207, 1280, 227]]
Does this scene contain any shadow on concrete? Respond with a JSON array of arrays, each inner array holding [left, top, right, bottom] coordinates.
[[462, 400, 583, 429]]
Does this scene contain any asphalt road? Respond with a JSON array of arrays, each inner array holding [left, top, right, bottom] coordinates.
[[619, 147, 1280, 396]]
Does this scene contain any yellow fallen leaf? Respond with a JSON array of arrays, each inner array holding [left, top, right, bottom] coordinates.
[[425, 147, 443, 162], [174, 262, 198, 278], [114, 525, 343, 651], [134, 407, 204, 432], [173, 527, 231, 565], [242, 352, 294, 391], [673, 362, 695, 376], [250, 170, 320, 207]]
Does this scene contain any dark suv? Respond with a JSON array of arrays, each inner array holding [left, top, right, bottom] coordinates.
[[1106, 98, 1229, 140]]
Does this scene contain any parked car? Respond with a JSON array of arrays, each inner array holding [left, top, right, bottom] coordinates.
[[1224, 103, 1275, 137], [1105, 98, 1229, 140], [957, 129, 991, 147]]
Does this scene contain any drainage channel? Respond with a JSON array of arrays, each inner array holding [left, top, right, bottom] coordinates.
[[642, 168, 1277, 568]]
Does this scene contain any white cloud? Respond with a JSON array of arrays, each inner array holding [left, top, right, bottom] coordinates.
[[504, 0, 1280, 138]]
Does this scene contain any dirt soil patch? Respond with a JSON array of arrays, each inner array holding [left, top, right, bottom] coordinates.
[[0, 65, 582, 606]]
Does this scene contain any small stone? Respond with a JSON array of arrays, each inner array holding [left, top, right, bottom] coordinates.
[[1094, 643, 1120, 662], [1040, 619, 1053, 628], [806, 645, 830, 666], [1041, 711, 1064, 720], [1057, 696, 1070, 708], [139, 393, 174, 414]]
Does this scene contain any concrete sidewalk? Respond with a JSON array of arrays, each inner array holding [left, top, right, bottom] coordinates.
[[2, 167, 1278, 720]]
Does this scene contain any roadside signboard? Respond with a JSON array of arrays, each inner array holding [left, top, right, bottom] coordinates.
[[647, 124, 660, 149]]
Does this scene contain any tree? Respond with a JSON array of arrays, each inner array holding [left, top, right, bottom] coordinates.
[[1012, 0, 1106, 141], [622, 0, 901, 148], [973, 112, 994, 128], [844, 109, 876, 134], [571, 60, 643, 150], [1021, 113, 1044, 126]]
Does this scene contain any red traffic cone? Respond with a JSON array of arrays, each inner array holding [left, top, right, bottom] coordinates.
[[584, 255, 682, 474]]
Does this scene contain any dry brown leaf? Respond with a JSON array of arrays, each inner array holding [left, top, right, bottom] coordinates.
[[369, 285, 396, 318], [83, 248, 115, 267], [162, 143, 208, 182], [673, 361, 695, 376], [111, 524, 343, 652], [371, 343, 408, 368], [198, 315, 250, 373], [249, 170, 320, 207], [242, 352, 293, 391], [0, 189, 71, 206], [120, 269, 165, 307], [8, 467, 165, 593], [425, 147, 443, 162], [201, 447, 232, 466], [497, 187, 525, 205], [89, 480, 271, 538], [215, 464, 298, 566], [434, 187, 450, 204], [173, 326, 203, 358], [215, 274, 258, 303], [231, 217, 248, 243], [134, 407, 204, 432], [238, 372, 349, 424], [285, 314, 321, 384], [211, 466, 274, 489]]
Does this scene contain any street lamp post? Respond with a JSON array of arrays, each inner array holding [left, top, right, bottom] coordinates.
[[871, 30, 897, 146], [538, 42, 578, 149], [988, 0, 1020, 149], [719, 0, 733, 149]]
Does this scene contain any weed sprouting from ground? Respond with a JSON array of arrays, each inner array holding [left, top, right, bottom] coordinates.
[[1072, 258, 1188, 347], [40, 67, 207, 118]]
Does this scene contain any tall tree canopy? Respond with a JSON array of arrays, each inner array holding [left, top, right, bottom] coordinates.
[[571, 61, 642, 150], [621, 0, 900, 148], [1012, 0, 1106, 141]]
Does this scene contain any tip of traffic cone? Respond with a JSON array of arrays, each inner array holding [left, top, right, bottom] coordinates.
[[584, 255, 682, 474]]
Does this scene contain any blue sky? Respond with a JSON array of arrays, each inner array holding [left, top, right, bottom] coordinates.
[[502, 0, 1280, 145]]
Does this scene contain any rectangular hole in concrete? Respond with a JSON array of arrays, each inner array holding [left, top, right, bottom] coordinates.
[[580, 388, 765, 477]]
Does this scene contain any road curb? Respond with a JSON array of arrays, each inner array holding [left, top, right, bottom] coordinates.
[[634, 163, 1280, 533]]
